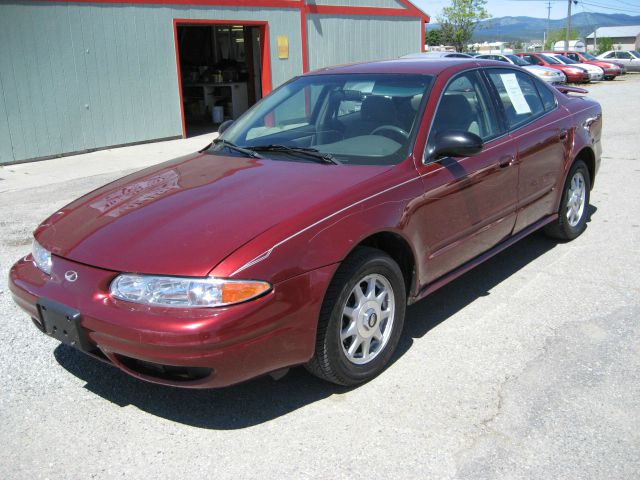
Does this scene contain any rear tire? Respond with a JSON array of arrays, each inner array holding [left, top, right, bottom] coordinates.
[[544, 160, 591, 240], [305, 247, 406, 386]]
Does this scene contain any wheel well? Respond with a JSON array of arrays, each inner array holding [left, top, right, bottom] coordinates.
[[575, 147, 596, 189], [357, 232, 416, 298]]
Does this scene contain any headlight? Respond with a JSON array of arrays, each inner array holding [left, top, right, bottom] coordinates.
[[32, 240, 52, 275], [567, 68, 583, 74], [110, 274, 272, 308]]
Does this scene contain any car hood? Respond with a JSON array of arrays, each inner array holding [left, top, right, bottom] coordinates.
[[35, 151, 389, 276], [524, 65, 563, 74], [578, 63, 603, 73], [589, 60, 618, 69]]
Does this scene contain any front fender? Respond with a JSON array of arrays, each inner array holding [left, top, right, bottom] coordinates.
[[210, 164, 424, 285]]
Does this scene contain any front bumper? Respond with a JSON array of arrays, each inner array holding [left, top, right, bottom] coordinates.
[[9, 255, 337, 388], [540, 74, 566, 84]]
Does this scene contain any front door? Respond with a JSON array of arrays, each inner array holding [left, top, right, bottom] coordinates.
[[412, 69, 519, 286]]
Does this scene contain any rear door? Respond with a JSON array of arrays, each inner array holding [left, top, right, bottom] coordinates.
[[412, 69, 518, 284], [485, 68, 569, 233]]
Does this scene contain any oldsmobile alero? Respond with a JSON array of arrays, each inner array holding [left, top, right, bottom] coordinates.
[[9, 58, 602, 388]]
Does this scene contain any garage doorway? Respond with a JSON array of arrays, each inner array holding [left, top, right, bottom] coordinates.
[[174, 20, 272, 138]]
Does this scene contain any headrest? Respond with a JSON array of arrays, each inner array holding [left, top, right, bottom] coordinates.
[[360, 96, 396, 122]]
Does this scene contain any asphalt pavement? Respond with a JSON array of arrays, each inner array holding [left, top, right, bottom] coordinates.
[[0, 75, 638, 479]]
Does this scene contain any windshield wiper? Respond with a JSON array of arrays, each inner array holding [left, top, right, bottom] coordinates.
[[248, 144, 340, 165], [212, 138, 263, 159]]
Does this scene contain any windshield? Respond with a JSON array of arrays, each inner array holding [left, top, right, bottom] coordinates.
[[214, 73, 434, 166], [506, 54, 529, 66], [631, 51, 640, 58], [583, 52, 597, 60], [539, 54, 561, 65], [555, 54, 578, 64]]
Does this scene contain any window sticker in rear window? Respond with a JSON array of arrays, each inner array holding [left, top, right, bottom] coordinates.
[[500, 73, 532, 115]]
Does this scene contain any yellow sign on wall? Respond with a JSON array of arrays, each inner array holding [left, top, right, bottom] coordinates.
[[277, 35, 289, 59]]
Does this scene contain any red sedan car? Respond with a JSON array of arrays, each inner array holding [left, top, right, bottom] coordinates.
[[517, 53, 591, 83], [9, 59, 602, 388], [556, 50, 624, 79]]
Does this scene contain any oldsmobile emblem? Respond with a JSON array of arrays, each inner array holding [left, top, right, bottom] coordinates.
[[64, 270, 78, 282]]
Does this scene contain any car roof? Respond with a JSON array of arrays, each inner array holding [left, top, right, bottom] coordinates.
[[401, 52, 472, 58], [306, 57, 502, 76]]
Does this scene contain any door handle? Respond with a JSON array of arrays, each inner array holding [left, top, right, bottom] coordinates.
[[498, 155, 515, 168], [559, 129, 568, 140]]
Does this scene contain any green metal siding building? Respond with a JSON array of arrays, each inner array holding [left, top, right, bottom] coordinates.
[[0, 0, 428, 164]]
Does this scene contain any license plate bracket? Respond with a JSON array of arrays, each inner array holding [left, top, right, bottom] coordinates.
[[36, 298, 90, 351]]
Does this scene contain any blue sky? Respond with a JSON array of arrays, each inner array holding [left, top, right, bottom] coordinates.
[[412, 0, 640, 21]]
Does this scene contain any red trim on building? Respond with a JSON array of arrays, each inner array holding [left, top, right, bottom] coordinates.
[[42, 0, 301, 6], [299, 1, 309, 72], [305, 5, 421, 17], [41, 0, 429, 21], [173, 18, 273, 138]]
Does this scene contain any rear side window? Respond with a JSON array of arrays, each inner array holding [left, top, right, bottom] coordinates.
[[534, 79, 557, 112], [486, 69, 545, 130], [567, 53, 579, 61]]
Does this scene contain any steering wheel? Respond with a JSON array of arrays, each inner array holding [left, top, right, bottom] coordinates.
[[370, 125, 410, 140]]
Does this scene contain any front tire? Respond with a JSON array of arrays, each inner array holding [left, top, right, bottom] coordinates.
[[544, 160, 591, 240], [305, 247, 406, 386]]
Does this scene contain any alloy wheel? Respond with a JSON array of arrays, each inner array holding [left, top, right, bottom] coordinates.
[[340, 274, 395, 365], [566, 171, 586, 227]]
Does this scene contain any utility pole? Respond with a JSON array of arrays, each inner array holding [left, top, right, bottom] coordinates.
[[565, 0, 573, 51], [546, 1, 551, 48]]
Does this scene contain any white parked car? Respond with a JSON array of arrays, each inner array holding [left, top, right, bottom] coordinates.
[[547, 53, 604, 81], [597, 50, 640, 72], [476, 54, 566, 84]]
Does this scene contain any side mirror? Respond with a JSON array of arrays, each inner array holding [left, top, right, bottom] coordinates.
[[430, 130, 484, 159], [218, 119, 234, 135]]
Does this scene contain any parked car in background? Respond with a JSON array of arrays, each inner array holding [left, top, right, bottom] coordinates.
[[517, 53, 590, 83], [545, 53, 604, 81], [556, 50, 624, 79], [597, 50, 640, 72], [9, 58, 602, 389], [477, 54, 566, 84], [402, 51, 472, 59]]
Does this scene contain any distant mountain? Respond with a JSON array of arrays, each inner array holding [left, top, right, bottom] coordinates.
[[427, 13, 640, 42]]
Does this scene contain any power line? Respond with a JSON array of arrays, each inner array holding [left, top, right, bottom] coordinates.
[[580, 1, 640, 13]]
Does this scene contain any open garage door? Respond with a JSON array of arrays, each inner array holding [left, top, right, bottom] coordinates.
[[174, 21, 271, 137]]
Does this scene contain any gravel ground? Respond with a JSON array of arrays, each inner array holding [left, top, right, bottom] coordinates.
[[1, 75, 639, 479]]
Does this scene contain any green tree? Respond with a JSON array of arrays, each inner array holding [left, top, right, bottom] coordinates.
[[596, 37, 613, 55], [437, 0, 490, 52], [510, 40, 524, 51], [544, 28, 579, 50], [425, 28, 442, 46]]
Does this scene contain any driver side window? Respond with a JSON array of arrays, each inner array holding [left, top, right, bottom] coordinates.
[[428, 70, 502, 146]]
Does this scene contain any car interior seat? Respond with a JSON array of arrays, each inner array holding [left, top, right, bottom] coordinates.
[[434, 94, 480, 137]]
